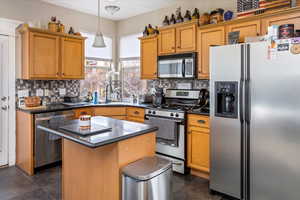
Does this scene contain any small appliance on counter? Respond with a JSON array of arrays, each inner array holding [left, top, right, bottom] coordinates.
[[152, 87, 165, 107], [61, 96, 90, 106]]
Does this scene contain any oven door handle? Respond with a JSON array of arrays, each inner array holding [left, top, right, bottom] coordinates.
[[145, 116, 184, 123]]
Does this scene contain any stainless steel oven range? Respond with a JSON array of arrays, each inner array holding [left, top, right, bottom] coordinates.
[[145, 89, 209, 174]]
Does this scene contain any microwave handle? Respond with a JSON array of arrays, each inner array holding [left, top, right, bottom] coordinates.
[[182, 59, 185, 77]]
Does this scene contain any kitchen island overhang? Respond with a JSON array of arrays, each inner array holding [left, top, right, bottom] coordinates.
[[37, 116, 158, 200]]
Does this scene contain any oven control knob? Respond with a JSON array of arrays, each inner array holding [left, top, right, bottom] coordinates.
[[148, 110, 152, 114], [170, 113, 174, 117], [152, 111, 156, 115], [175, 113, 179, 117]]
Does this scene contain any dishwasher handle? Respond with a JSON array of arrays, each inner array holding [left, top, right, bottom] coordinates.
[[35, 113, 74, 122]]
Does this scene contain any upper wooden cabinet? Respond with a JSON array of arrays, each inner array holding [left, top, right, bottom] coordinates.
[[158, 20, 198, 55], [261, 12, 300, 34], [198, 26, 225, 79], [226, 20, 261, 43], [176, 24, 197, 53], [158, 28, 176, 55], [29, 32, 60, 79], [17, 24, 85, 80], [140, 36, 158, 79], [61, 37, 85, 79]]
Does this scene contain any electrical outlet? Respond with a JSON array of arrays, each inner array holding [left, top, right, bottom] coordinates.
[[59, 88, 66, 96], [36, 89, 44, 97], [44, 89, 50, 97]]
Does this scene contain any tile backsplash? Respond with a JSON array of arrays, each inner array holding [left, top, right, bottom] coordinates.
[[16, 79, 80, 105], [148, 79, 209, 91]]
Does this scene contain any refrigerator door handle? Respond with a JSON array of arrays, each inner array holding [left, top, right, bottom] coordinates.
[[240, 45, 245, 123], [245, 44, 251, 124]]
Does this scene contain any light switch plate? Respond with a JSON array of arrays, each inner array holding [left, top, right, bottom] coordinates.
[[59, 88, 66, 96], [36, 89, 44, 97]]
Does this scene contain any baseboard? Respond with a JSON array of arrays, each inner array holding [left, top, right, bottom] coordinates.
[[191, 168, 210, 180]]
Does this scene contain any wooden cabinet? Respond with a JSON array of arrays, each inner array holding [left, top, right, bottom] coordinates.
[[158, 22, 197, 55], [261, 12, 300, 34], [226, 20, 261, 43], [126, 107, 145, 123], [61, 37, 85, 79], [93, 107, 126, 117], [198, 26, 225, 79], [158, 28, 176, 55], [29, 32, 60, 79], [176, 24, 197, 53], [187, 114, 210, 178], [17, 24, 85, 80], [140, 36, 158, 79]]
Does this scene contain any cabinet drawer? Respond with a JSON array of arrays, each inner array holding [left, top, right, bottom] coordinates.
[[93, 107, 126, 116], [127, 107, 145, 118], [188, 114, 210, 129]]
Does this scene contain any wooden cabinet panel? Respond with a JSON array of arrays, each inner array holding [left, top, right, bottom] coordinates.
[[74, 108, 94, 119], [61, 38, 85, 79], [29, 32, 59, 79], [226, 20, 261, 43], [176, 24, 197, 53], [126, 107, 145, 118], [188, 114, 210, 129], [93, 107, 126, 116], [16, 111, 34, 176], [198, 26, 225, 79], [158, 28, 176, 55], [140, 37, 157, 79], [261, 12, 300, 34], [187, 129, 210, 173]]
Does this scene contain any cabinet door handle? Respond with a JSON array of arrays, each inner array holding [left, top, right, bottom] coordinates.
[[62, 73, 65, 76], [197, 120, 206, 124], [134, 111, 139, 115], [56, 72, 59, 76]]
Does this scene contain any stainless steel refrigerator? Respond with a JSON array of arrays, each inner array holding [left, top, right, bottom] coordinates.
[[210, 41, 300, 200]]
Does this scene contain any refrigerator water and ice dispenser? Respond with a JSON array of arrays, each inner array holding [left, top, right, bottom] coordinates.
[[214, 81, 238, 118]]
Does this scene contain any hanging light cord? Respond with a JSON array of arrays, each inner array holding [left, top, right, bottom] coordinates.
[[97, 0, 101, 33]]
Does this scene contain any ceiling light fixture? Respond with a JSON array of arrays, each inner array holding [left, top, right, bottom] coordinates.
[[93, 0, 106, 48], [105, 5, 120, 15]]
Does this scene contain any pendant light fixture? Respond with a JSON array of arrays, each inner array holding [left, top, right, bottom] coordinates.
[[93, 0, 106, 48]]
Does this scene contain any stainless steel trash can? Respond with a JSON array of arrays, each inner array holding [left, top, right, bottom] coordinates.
[[122, 156, 172, 200]]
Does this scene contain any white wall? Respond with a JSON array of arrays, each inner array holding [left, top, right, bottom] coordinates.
[[0, 0, 118, 64], [116, 0, 236, 36]]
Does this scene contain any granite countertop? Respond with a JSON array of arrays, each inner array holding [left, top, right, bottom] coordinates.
[[18, 102, 153, 114], [37, 116, 158, 148]]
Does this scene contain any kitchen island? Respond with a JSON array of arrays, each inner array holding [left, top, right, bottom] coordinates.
[[38, 116, 158, 200]]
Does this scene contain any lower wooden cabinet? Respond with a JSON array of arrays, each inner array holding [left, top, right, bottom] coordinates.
[[126, 107, 145, 123], [187, 114, 210, 178]]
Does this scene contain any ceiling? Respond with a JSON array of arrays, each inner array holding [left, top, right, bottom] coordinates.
[[41, 0, 184, 21]]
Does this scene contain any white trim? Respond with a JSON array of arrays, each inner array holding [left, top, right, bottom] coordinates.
[[0, 18, 22, 166]]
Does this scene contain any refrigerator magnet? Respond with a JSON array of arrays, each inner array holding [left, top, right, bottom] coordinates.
[[291, 44, 300, 54], [277, 43, 289, 51]]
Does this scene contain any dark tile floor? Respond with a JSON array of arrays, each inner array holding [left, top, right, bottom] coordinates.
[[0, 166, 223, 200]]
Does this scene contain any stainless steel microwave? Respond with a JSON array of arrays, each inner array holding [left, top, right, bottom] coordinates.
[[158, 53, 197, 78]]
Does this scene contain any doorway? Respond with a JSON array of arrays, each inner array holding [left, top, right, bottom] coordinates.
[[0, 35, 9, 166]]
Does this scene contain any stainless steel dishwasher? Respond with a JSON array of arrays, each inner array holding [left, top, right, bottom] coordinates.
[[34, 110, 74, 168]]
